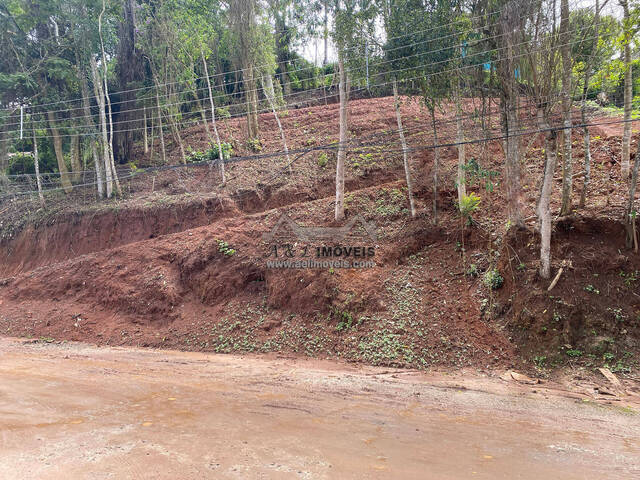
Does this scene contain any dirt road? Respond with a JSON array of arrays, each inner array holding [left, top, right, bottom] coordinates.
[[0, 337, 638, 479]]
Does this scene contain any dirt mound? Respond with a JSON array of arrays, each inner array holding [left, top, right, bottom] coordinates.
[[0, 96, 637, 375], [495, 216, 640, 372]]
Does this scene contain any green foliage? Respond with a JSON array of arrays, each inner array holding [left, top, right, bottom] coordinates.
[[584, 284, 600, 294], [247, 138, 262, 152], [466, 263, 478, 277], [216, 107, 231, 119], [565, 349, 583, 358], [186, 143, 233, 164], [458, 192, 481, 222], [333, 308, 355, 332], [375, 188, 406, 217], [534, 355, 547, 368], [317, 152, 328, 168], [462, 158, 500, 192], [483, 269, 504, 290], [216, 239, 236, 256]]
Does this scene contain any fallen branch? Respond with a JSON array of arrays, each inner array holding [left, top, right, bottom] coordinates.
[[547, 266, 564, 291]]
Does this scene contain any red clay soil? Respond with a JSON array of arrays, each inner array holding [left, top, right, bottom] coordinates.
[[0, 95, 638, 375]]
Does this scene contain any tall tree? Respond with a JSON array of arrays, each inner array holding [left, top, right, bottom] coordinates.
[[229, 0, 261, 141], [113, 0, 144, 163], [495, 0, 526, 228], [619, 0, 634, 178], [559, 0, 573, 216]]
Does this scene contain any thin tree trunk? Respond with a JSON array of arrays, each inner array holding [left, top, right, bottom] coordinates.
[[149, 104, 155, 162], [430, 106, 439, 225], [454, 76, 466, 208], [75, 48, 104, 198], [99, 0, 121, 196], [323, 0, 328, 66], [201, 47, 226, 183], [335, 56, 348, 222], [625, 136, 640, 249], [537, 110, 559, 279], [46, 111, 73, 194], [155, 85, 166, 164], [70, 134, 81, 183], [580, 0, 602, 207], [143, 106, 149, 154], [32, 124, 44, 207], [559, 0, 573, 215], [620, 0, 632, 178], [392, 78, 415, 217], [263, 73, 291, 173], [0, 122, 8, 176], [91, 56, 113, 198], [499, 4, 524, 228], [244, 63, 260, 140]]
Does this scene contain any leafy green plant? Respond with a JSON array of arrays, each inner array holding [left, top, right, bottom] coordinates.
[[247, 138, 262, 152], [186, 143, 232, 163], [332, 307, 354, 332], [215, 106, 231, 118], [565, 349, 583, 357], [466, 263, 479, 277], [534, 355, 547, 368], [462, 158, 500, 192], [584, 284, 600, 294], [216, 239, 236, 256], [317, 152, 328, 168], [459, 192, 481, 222], [483, 269, 504, 290]]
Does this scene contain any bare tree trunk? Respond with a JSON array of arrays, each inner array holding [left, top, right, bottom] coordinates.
[[0, 122, 8, 177], [201, 48, 226, 183], [335, 57, 348, 222], [244, 63, 260, 140], [46, 111, 73, 194], [155, 85, 166, 164], [149, 105, 155, 162], [498, 3, 524, 228], [263, 74, 291, 173], [70, 134, 81, 183], [559, 0, 573, 215], [323, 0, 328, 66], [626, 136, 639, 249], [91, 56, 113, 198], [430, 106, 439, 226], [620, 0, 632, 178], [537, 110, 559, 279], [393, 78, 415, 217], [32, 124, 45, 207], [143, 106, 149, 154], [454, 76, 466, 208], [99, 0, 121, 196], [75, 50, 104, 198], [580, 0, 602, 208]]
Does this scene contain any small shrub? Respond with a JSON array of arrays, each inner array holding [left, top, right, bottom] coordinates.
[[565, 349, 583, 357], [216, 239, 236, 256], [186, 143, 232, 164], [247, 138, 262, 152], [466, 263, 479, 277], [317, 152, 328, 168], [458, 192, 481, 223], [534, 355, 547, 368], [584, 284, 600, 294], [483, 268, 504, 290], [215, 106, 231, 118]]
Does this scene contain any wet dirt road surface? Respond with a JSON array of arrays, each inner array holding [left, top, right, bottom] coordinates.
[[0, 337, 639, 479]]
